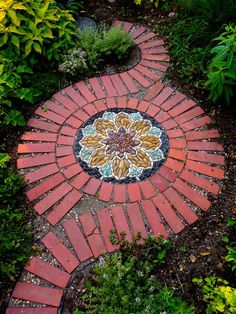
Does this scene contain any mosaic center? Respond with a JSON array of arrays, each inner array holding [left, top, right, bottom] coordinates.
[[74, 109, 169, 183]]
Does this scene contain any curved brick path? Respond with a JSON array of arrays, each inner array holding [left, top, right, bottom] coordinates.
[[7, 21, 225, 313]]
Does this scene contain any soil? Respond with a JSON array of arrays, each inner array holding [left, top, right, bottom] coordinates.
[[1, 1, 236, 313]]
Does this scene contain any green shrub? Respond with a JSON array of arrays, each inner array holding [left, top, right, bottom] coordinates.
[[193, 276, 236, 313], [74, 235, 194, 314], [134, 0, 160, 8], [225, 245, 236, 272], [205, 24, 236, 104], [0, 153, 33, 289]]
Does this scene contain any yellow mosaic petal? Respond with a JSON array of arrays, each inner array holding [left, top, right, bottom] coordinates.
[[130, 120, 151, 135], [80, 135, 103, 149], [94, 119, 116, 136], [139, 135, 161, 150], [115, 113, 132, 129], [128, 148, 152, 168], [112, 157, 130, 179], [89, 148, 112, 167]]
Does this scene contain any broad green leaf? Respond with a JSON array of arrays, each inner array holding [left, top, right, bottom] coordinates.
[[41, 26, 54, 39], [8, 10, 20, 26], [12, 3, 27, 10], [32, 41, 42, 54], [11, 35, 20, 49], [25, 40, 32, 56]]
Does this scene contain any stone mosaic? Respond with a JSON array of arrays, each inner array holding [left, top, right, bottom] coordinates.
[[74, 109, 169, 183]]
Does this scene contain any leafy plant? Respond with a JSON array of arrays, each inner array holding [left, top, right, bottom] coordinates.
[[134, 0, 160, 8], [205, 24, 236, 104], [225, 245, 236, 272], [59, 47, 87, 76], [74, 234, 194, 314], [193, 276, 236, 313]]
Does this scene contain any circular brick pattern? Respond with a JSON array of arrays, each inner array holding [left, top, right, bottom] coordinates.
[[8, 21, 225, 313]]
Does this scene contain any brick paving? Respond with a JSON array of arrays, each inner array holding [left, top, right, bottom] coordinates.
[[7, 21, 225, 313]]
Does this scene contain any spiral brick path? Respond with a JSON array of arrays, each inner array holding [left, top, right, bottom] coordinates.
[[7, 21, 225, 313]]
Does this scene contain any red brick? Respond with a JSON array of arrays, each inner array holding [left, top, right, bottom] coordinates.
[[113, 184, 127, 203], [141, 47, 168, 54], [65, 116, 83, 128], [158, 165, 177, 182], [34, 182, 73, 215], [63, 164, 82, 179], [169, 149, 186, 161], [152, 87, 174, 106], [114, 20, 122, 27], [188, 141, 224, 151], [164, 187, 198, 224], [89, 77, 106, 99], [175, 107, 204, 124], [6, 308, 58, 314], [150, 173, 169, 192], [146, 104, 160, 117], [24, 163, 59, 184], [139, 39, 165, 49], [25, 256, 70, 288], [138, 180, 156, 199], [155, 111, 170, 123], [165, 158, 184, 172], [57, 155, 76, 167], [56, 146, 73, 157], [83, 103, 98, 116], [71, 172, 90, 190], [166, 128, 184, 138], [110, 74, 128, 96], [182, 116, 212, 132], [35, 107, 66, 125], [47, 189, 82, 225], [63, 218, 92, 262], [116, 97, 127, 108], [75, 81, 96, 103], [97, 208, 118, 252], [53, 92, 78, 112], [100, 76, 117, 97], [123, 22, 133, 32], [188, 151, 225, 165], [26, 173, 65, 202], [128, 98, 139, 109], [127, 203, 148, 240], [98, 182, 113, 202], [161, 93, 186, 111], [186, 129, 220, 141], [64, 86, 87, 107], [144, 81, 164, 101], [21, 132, 57, 142], [135, 32, 156, 45], [106, 97, 116, 109], [93, 100, 107, 111], [17, 153, 56, 169], [186, 160, 224, 179], [180, 169, 220, 195], [84, 178, 102, 195], [12, 282, 62, 307], [127, 183, 142, 202], [168, 100, 196, 117], [27, 119, 60, 133], [153, 194, 185, 233], [119, 72, 139, 93], [142, 54, 170, 62], [161, 119, 178, 130], [79, 212, 96, 235], [172, 178, 211, 211], [42, 231, 79, 273], [60, 126, 77, 137], [169, 139, 186, 149], [131, 26, 147, 39], [128, 68, 152, 88], [111, 205, 132, 242], [18, 143, 55, 154], [137, 100, 149, 112], [74, 109, 90, 122], [44, 100, 71, 118], [57, 135, 74, 146], [140, 199, 168, 238], [135, 64, 161, 81], [140, 59, 168, 72]]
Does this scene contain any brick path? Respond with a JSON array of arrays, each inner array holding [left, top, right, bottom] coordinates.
[[7, 21, 225, 313]]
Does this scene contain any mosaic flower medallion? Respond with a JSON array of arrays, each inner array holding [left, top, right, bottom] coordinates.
[[74, 109, 169, 183]]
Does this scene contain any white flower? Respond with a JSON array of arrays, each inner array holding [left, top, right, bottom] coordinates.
[[137, 271, 144, 277], [135, 297, 141, 303], [103, 273, 108, 279]]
